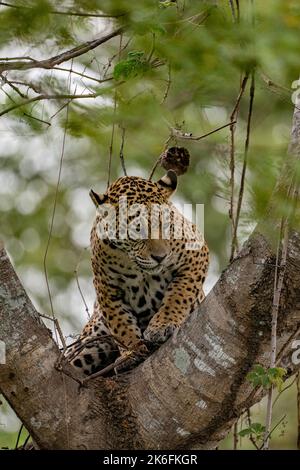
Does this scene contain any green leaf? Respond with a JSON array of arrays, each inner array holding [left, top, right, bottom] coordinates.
[[150, 23, 166, 35], [269, 367, 286, 378], [239, 422, 265, 439], [253, 364, 265, 375], [247, 364, 287, 391], [238, 427, 252, 437], [267, 367, 287, 391], [251, 422, 265, 435], [113, 51, 150, 81]]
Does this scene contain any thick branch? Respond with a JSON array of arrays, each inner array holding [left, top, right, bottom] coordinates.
[[125, 229, 300, 449], [119, 75, 300, 450], [0, 230, 300, 449], [0, 89, 300, 450], [0, 241, 114, 449]]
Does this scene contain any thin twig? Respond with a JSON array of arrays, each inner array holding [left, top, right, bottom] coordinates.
[[14, 424, 24, 449], [107, 92, 117, 189], [148, 121, 235, 181], [102, 37, 132, 78], [170, 120, 235, 141], [261, 414, 286, 450], [272, 376, 297, 408], [49, 101, 71, 121], [229, 0, 237, 21], [229, 74, 249, 255], [233, 422, 238, 449], [106, 34, 122, 188], [0, 56, 34, 61], [8, 79, 42, 94], [42, 64, 74, 449], [148, 135, 173, 181], [262, 220, 289, 450], [0, 92, 94, 117], [259, 71, 291, 95], [119, 126, 127, 176], [38, 313, 66, 348], [53, 67, 113, 84], [245, 409, 260, 450], [42, 72, 72, 350], [74, 248, 91, 320], [235, 0, 240, 22], [23, 112, 51, 126], [230, 71, 255, 261], [55, 359, 83, 386], [21, 432, 31, 450], [160, 62, 172, 104], [44, 9, 124, 19], [0, 82, 122, 118], [259, 71, 300, 112], [0, 28, 123, 73], [0, 73, 27, 98]]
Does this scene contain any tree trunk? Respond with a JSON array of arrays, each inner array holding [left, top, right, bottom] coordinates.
[[0, 101, 300, 450]]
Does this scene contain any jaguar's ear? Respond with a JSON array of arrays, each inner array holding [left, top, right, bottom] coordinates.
[[157, 170, 177, 198], [89, 189, 108, 207]]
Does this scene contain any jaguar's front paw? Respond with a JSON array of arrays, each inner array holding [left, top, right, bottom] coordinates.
[[144, 322, 178, 344]]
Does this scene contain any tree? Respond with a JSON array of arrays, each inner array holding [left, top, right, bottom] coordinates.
[[0, 0, 300, 449], [1, 119, 300, 447]]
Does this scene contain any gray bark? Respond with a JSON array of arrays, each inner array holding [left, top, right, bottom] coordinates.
[[0, 97, 300, 450], [0, 224, 300, 449]]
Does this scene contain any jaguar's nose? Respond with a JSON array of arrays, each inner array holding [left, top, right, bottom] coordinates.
[[151, 254, 167, 264]]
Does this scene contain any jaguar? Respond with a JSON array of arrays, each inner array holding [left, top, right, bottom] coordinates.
[[66, 170, 209, 375]]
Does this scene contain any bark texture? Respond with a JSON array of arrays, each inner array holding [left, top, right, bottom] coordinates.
[[0, 227, 300, 449], [0, 97, 300, 450]]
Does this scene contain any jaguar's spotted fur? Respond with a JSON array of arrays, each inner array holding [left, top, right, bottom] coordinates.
[[66, 171, 209, 375]]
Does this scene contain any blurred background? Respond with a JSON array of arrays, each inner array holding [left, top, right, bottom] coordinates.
[[0, 0, 300, 449]]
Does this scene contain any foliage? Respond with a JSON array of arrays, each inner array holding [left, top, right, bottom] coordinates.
[[247, 365, 287, 392], [238, 422, 265, 441], [113, 51, 150, 80], [0, 0, 299, 449]]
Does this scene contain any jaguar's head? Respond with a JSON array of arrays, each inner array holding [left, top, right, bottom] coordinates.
[[90, 171, 177, 273]]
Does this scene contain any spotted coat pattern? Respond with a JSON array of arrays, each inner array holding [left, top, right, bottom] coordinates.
[[66, 171, 209, 375]]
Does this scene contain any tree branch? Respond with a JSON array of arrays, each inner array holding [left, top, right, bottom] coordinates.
[[0, 84, 300, 450], [0, 2, 125, 18], [0, 241, 115, 449], [0, 86, 121, 117], [125, 229, 300, 449], [0, 27, 123, 73], [1, 219, 300, 449]]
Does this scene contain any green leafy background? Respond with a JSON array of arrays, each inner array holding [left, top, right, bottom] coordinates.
[[0, 0, 300, 449]]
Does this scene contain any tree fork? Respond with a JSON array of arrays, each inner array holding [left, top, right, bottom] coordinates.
[[1, 223, 300, 449], [0, 86, 300, 450]]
